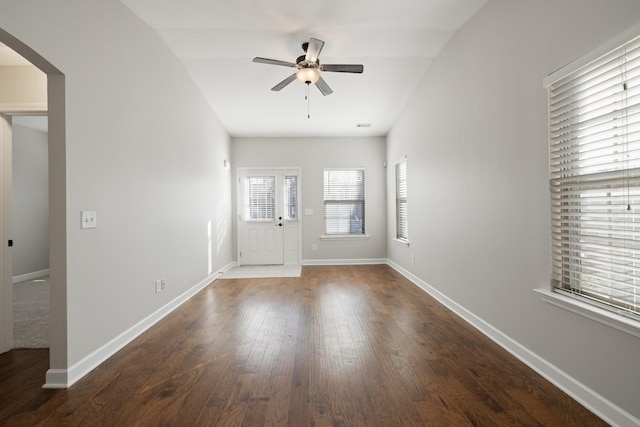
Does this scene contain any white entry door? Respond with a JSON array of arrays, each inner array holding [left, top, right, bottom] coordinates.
[[237, 169, 300, 266], [238, 170, 285, 265]]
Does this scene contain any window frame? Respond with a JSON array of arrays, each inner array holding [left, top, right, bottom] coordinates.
[[284, 175, 298, 221], [540, 26, 640, 335], [395, 158, 409, 244], [322, 168, 367, 238], [245, 175, 276, 222]]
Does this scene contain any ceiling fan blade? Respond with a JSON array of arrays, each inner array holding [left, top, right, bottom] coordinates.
[[320, 64, 364, 73], [253, 57, 297, 68], [305, 38, 325, 63], [271, 74, 297, 91], [315, 75, 333, 96]]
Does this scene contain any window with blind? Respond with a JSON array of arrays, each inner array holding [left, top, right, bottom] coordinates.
[[548, 34, 640, 318], [396, 160, 408, 241], [247, 176, 275, 221], [285, 175, 298, 220], [323, 169, 365, 235]]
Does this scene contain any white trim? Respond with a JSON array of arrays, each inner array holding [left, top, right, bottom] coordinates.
[[302, 258, 386, 266], [43, 262, 235, 389], [324, 166, 366, 172], [534, 288, 640, 339], [387, 260, 640, 427], [0, 114, 13, 354], [0, 103, 47, 114], [236, 167, 302, 267], [393, 238, 410, 247], [218, 261, 238, 272], [544, 22, 640, 87], [12, 268, 49, 283], [42, 369, 68, 389], [320, 234, 370, 240]]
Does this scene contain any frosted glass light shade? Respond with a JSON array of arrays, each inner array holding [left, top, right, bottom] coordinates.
[[296, 67, 320, 84]]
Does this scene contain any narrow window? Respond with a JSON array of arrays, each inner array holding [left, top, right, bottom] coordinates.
[[285, 175, 298, 220], [323, 169, 365, 235], [396, 160, 408, 241]]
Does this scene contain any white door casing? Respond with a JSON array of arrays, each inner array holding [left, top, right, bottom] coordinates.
[[0, 115, 14, 353], [237, 168, 300, 266]]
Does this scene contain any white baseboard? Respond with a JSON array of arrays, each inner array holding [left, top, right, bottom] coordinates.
[[302, 258, 387, 266], [386, 260, 640, 427], [217, 261, 237, 272], [43, 369, 68, 389], [13, 268, 49, 283], [43, 262, 235, 389]]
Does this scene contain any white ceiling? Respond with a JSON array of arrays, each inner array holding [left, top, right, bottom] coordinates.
[[121, 0, 488, 138], [2, 3, 489, 137]]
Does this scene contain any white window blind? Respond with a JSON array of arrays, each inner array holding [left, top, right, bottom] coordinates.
[[548, 34, 640, 317], [285, 175, 298, 220], [396, 160, 408, 240], [323, 169, 365, 235], [247, 176, 275, 221]]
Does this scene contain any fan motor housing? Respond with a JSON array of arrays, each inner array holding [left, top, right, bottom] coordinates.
[[296, 55, 319, 67]]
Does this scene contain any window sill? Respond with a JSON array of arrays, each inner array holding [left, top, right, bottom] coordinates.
[[320, 234, 370, 241], [534, 288, 640, 338], [394, 238, 410, 247]]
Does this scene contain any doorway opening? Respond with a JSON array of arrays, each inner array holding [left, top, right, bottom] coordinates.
[[0, 28, 68, 388], [236, 168, 301, 267], [11, 115, 50, 349]]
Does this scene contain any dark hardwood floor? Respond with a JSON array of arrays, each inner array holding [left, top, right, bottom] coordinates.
[[0, 265, 606, 426]]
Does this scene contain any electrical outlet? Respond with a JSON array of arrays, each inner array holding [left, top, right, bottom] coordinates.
[[312, 243, 318, 251], [411, 254, 416, 264], [155, 279, 162, 293]]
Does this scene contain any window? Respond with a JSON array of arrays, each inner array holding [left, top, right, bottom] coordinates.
[[323, 169, 365, 235], [547, 34, 640, 318], [396, 159, 408, 241], [246, 176, 275, 221], [285, 175, 298, 220]]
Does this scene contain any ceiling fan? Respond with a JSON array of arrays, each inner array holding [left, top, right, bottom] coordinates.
[[252, 38, 364, 96]]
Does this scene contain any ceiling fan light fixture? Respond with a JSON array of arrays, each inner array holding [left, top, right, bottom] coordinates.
[[296, 67, 320, 84]]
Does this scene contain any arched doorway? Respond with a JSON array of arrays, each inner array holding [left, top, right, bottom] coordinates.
[[0, 27, 67, 388]]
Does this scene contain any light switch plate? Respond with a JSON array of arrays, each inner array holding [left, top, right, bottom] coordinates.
[[81, 211, 97, 229], [304, 208, 314, 216]]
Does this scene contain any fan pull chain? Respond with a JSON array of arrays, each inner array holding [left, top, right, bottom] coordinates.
[[306, 83, 311, 119]]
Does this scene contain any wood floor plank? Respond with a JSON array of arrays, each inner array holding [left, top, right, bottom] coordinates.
[[0, 265, 608, 426]]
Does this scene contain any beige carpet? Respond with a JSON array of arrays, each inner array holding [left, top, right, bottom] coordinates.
[[13, 276, 49, 348]]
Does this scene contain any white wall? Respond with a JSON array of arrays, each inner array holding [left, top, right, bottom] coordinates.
[[12, 123, 49, 277], [0, 0, 233, 383], [233, 137, 387, 262], [387, 0, 640, 423]]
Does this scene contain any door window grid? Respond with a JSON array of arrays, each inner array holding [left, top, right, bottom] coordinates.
[[247, 176, 275, 221]]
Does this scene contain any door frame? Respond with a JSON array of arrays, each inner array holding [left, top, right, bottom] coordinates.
[[236, 167, 302, 266], [0, 115, 13, 352]]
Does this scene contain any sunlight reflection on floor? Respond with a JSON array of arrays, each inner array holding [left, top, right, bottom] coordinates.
[[220, 265, 301, 279]]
